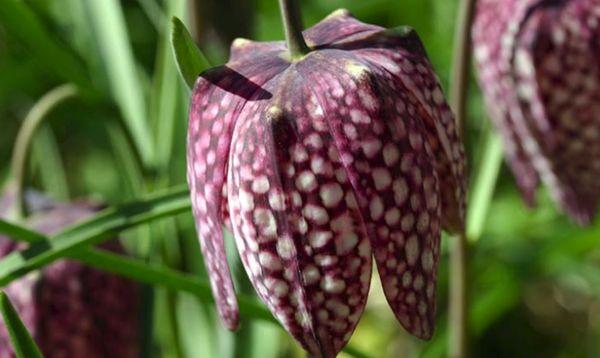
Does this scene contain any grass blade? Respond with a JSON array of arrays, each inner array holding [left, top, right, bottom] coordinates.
[[170, 17, 211, 89], [0, 0, 89, 87], [83, 0, 155, 167], [466, 130, 504, 242], [0, 218, 274, 323], [0, 186, 190, 286], [0, 292, 43, 358]]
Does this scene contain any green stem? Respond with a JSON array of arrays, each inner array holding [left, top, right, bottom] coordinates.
[[448, 0, 477, 356], [277, 0, 310, 60], [6, 84, 78, 221]]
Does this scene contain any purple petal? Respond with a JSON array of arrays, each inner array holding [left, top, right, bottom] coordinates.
[[227, 65, 372, 357], [303, 51, 441, 339], [188, 53, 288, 329]]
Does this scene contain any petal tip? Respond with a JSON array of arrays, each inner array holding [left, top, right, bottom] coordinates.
[[324, 8, 354, 20]]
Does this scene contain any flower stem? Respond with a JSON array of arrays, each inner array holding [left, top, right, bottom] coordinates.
[[277, 0, 310, 60], [448, 0, 477, 356], [6, 84, 78, 221]]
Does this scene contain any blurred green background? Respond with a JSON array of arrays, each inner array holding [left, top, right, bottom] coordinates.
[[1, 0, 599, 357]]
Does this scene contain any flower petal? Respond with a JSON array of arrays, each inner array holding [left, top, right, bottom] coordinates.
[[473, 0, 541, 206], [227, 67, 372, 357], [187, 58, 286, 329], [334, 28, 466, 233], [304, 52, 441, 339], [513, 1, 600, 223], [303, 9, 382, 48]]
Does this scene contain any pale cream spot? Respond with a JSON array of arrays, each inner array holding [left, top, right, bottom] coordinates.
[[402, 271, 412, 288], [268, 189, 286, 211], [421, 249, 434, 272], [413, 274, 424, 290], [358, 239, 370, 258], [291, 144, 308, 162], [320, 183, 344, 207], [405, 235, 419, 266], [346, 61, 370, 79], [304, 133, 323, 149], [311, 156, 333, 176], [296, 171, 317, 192], [383, 143, 400, 166], [239, 189, 254, 211], [432, 87, 445, 105], [401, 214, 414, 231], [361, 138, 382, 158], [253, 208, 277, 238], [315, 255, 338, 266], [252, 175, 270, 194], [335, 232, 359, 255], [345, 192, 358, 209], [303, 265, 321, 285], [321, 276, 346, 293], [331, 213, 353, 232], [303, 204, 329, 225], [326, 299, 350, 317], [277, 235, 296, 259], [259, 252, 282, 271], [372, 168, 392, 190], [343, 123, 358, 139], [350, 109, 371, 124], [369, 196, 384, 220], [417, 212, 430, 234], [232, 37, 251, 48], [393, 178, 408, 205], [335, 168, 348, 183], [384, 208, 401, 225], [309, 231, 333, 248]]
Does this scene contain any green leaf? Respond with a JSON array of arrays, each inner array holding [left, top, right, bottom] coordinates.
[[0, 217, 274, 323], [0, 0, 89, 88], [82, 0, 155, 168], [466, 130, 504, 242], [0, 186, 190, 286], [0, 292, 43, 358], [170, 16, 211, 89]]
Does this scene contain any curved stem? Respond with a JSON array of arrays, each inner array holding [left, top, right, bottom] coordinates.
[[277, 0, 310, 60], [6, 84, 78, 221], [448, 0, 477, 357]]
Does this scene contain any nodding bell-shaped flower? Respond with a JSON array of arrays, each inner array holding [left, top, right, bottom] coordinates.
[[187, 9, 466, 356], [0, 199, 140, 358], [473, 0, 600, 225]]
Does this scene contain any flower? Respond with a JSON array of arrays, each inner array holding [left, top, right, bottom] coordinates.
[[187, 9, 466, 356], [0, 199, 139, 357], [473, 0, 600, 225]]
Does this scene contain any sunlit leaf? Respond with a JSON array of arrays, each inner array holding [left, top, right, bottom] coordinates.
[[0, 186, 190, 286], [0, 292, 42, 358], [82, 0, 155, 168], [170, 16, 211, 89]]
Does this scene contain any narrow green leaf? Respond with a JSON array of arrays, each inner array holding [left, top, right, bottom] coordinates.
[[0, 292, 43, 358], [170, 16, 211, 89], [466, 130, 504, 242], [0, 186, 190, 286], [0, 218, 274, 323], [0, 0, 89, 87], [83, 0, 155, 167]]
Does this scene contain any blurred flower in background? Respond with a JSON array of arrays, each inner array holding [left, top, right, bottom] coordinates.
[[473, 0, 600, 225], [0, 197, 139, 357]]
